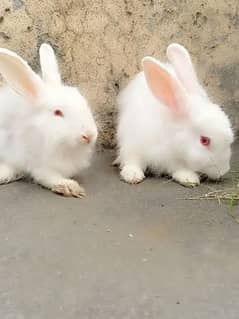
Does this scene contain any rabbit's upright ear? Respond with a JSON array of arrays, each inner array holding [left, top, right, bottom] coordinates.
[[0, 48, 44, 99], [39, 43, 61, 85], [142, 57, 188, 115], [167, 43, 200, 94]]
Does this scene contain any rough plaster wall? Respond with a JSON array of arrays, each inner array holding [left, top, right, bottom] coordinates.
[[0, 0, 238, 147]]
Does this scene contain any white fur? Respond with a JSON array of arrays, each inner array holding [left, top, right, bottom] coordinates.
[[117, 43, 233, 185], [0, 44, 97, 196]]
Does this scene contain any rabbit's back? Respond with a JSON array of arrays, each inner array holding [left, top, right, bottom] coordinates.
[[117, 70, 175, 159]]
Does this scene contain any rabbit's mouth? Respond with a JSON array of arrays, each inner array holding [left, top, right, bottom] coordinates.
[[64, 135, 97, 148]]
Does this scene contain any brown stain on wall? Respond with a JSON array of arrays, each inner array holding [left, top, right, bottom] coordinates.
[[0, 0, 238, 147]]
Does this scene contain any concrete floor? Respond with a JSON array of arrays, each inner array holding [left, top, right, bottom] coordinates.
[[0, 144, 239, 319]]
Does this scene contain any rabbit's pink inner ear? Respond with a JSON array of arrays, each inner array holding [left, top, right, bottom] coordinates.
[[0, 51, 44, 100], [10, 70, 41, 99], [143, 59, 182, 112]]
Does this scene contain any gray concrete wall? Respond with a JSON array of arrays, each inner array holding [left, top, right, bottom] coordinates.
[[0, 0, 238, 147]]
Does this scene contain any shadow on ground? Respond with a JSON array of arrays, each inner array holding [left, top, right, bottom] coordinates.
[[0, 143, 238, 319]]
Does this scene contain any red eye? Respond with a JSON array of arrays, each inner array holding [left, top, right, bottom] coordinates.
[[54, 109, 64, 117], [200, 136, 211, 146]]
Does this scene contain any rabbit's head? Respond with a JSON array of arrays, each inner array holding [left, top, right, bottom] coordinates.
[[0, 44, 98, 151]]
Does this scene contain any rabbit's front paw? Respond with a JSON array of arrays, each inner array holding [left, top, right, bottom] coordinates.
[[112, 156, 120, 167], [173, 170, 200, 187], [0, 163, 23, 185], [52, 179, 86, 198], [120, 165, 145, 184]]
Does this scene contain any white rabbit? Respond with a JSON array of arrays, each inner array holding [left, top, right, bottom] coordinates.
[[116, 43, 234, 186], [0, 44, 98, 197]]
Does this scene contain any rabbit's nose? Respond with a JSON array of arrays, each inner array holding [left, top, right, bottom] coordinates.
[[81, 133, 93, 144]]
